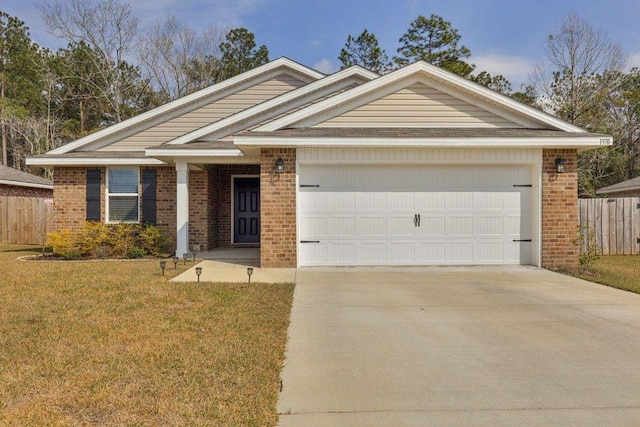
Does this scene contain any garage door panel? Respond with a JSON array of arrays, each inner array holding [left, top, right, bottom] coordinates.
[[387, 242, 415, 263], [447, 216, 474, 236], [357, 242, 386, 263], [446, 241, 474, 262], [358, 216, 386, 237], [386, 215, 414, 236], [356, 192, 386, 210], [329, 216, 357, 237], [415, 192, 445, 210], [299, 164, 534, 266], [416, 216, 446, 236], [415, 242, 446, 262]]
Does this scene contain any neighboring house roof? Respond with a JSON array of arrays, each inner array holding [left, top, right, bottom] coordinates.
[[596, 176, 640, 195], [0, 164, 53, 189]]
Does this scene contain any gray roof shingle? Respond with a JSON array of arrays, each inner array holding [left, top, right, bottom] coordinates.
[[0, 164, 53, 188]]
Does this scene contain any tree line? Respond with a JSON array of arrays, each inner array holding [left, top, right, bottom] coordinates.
[[1, 2, 638, 196]]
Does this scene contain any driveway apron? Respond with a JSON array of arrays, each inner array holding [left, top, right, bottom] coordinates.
[[277, 266, 640, 426]]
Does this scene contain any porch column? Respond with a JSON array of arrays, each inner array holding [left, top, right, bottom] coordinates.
[[175, 161, 189, 257]]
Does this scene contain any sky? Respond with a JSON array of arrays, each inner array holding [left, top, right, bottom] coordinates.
[[3, 0, 640, 88]]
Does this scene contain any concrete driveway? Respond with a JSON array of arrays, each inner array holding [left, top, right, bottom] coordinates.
[[277, 266, 640, 426]]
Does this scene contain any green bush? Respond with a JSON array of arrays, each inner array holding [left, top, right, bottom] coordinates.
[[62, 250, 81, 260], [126, 247, 147, 259], [46, 222, 167, 259]]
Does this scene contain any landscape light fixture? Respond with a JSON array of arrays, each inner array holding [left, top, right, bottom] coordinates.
[[275, 157, 285, 174], [195, 267, 202, 282], [191, 249, 197, 262], [172, 256, 179, 270], [183, 252, 189, 265], [247, 267, 254, 283], [556, 157, 566, 173], [159, 260, 167, 276]]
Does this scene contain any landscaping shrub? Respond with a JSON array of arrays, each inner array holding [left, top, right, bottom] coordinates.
[[46, 223, 168, 259], [126, 247, 147, 259]]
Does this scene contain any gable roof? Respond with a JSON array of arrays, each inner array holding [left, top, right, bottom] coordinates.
[[597, 176, 640, 195], [161, 65, 378, 146], [48, 57, 324, 155], [0, 165, 53, 189], [255, 61, 586, 133]]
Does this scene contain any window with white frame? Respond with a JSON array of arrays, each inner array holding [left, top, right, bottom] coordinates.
[[107, 168, 139, 223]]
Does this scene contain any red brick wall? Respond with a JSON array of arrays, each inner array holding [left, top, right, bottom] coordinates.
[[53, 167, 105, 230], [542, 149, 578, 270], [260, 148, 297, 267], [189, 169, 210, 251], [0, 184, 52, 198], [154, 166, 177, 247]]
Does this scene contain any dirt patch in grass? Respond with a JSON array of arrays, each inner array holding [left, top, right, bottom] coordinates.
[[0, 244, 294, 426], [574, 255, 640, 294]]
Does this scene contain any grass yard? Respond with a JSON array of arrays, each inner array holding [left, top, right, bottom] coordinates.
[[575, 255, 640, 294], [0, 244, 294, 426]]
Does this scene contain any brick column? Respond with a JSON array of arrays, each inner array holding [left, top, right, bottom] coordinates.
[[541, 149, 578, 270], [189, 169, 210, 251], [260, 148, 297, 267]]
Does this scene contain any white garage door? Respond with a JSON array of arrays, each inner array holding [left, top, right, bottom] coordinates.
[[298, 164, 533, 266]]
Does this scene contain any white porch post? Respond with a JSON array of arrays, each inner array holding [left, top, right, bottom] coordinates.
[[175, 161, 189, 257]]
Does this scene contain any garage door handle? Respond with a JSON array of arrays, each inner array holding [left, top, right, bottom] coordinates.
[[301, 240, 320, 243], [513, 239, 532, 242], [418, 214, 421, 227], [413, 214, 417, 227]]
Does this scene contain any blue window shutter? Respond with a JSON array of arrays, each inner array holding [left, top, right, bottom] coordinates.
[[86, 169, 101, 221], [141, 169, 157, 225]]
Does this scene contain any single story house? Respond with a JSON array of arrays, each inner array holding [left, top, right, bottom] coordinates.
[[27, 57, 612, 270], [596, 176, 640, 197], [0, 164, 53, 198]]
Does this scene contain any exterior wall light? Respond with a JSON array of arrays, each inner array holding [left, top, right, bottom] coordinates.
[[275, 157, 285, 174], [556, 157, 566, 173]]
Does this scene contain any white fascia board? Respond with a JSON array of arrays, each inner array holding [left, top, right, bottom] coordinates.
[[145, 148, 245, 157], [48, 57, 324, 155], [256, 61, 585, 133], [26, 157, 166, 166], [0, 179, 53, 190], [234, 135, 613, 149], [166, 67, 378, 145]]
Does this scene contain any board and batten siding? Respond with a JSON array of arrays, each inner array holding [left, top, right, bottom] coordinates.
[[314, 83, 522, 128], [102, 74, 307, 151]]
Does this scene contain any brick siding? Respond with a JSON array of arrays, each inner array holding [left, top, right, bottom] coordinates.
[[53, 167, 105, 230], [260, 148, 297, 267], [0, 184, 52, 198], [541, 149, 579, 270]]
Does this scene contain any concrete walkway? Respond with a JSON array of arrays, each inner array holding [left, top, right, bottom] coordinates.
[[278, 266, 640, 426], [172, 247, 295, 283]]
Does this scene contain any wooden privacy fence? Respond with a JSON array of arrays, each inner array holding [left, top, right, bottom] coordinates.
[[578, 197, 640, 255], [0, 196, 53, 245]]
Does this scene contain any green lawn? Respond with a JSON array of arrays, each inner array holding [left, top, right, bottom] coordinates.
[[0, 244, 294, 426], [575, 255, 640, 294]]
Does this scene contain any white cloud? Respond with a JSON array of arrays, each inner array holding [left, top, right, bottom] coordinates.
[[313, 58, 336, 74], [629, 52, 640, 69], [472, 53, 537, 88]]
